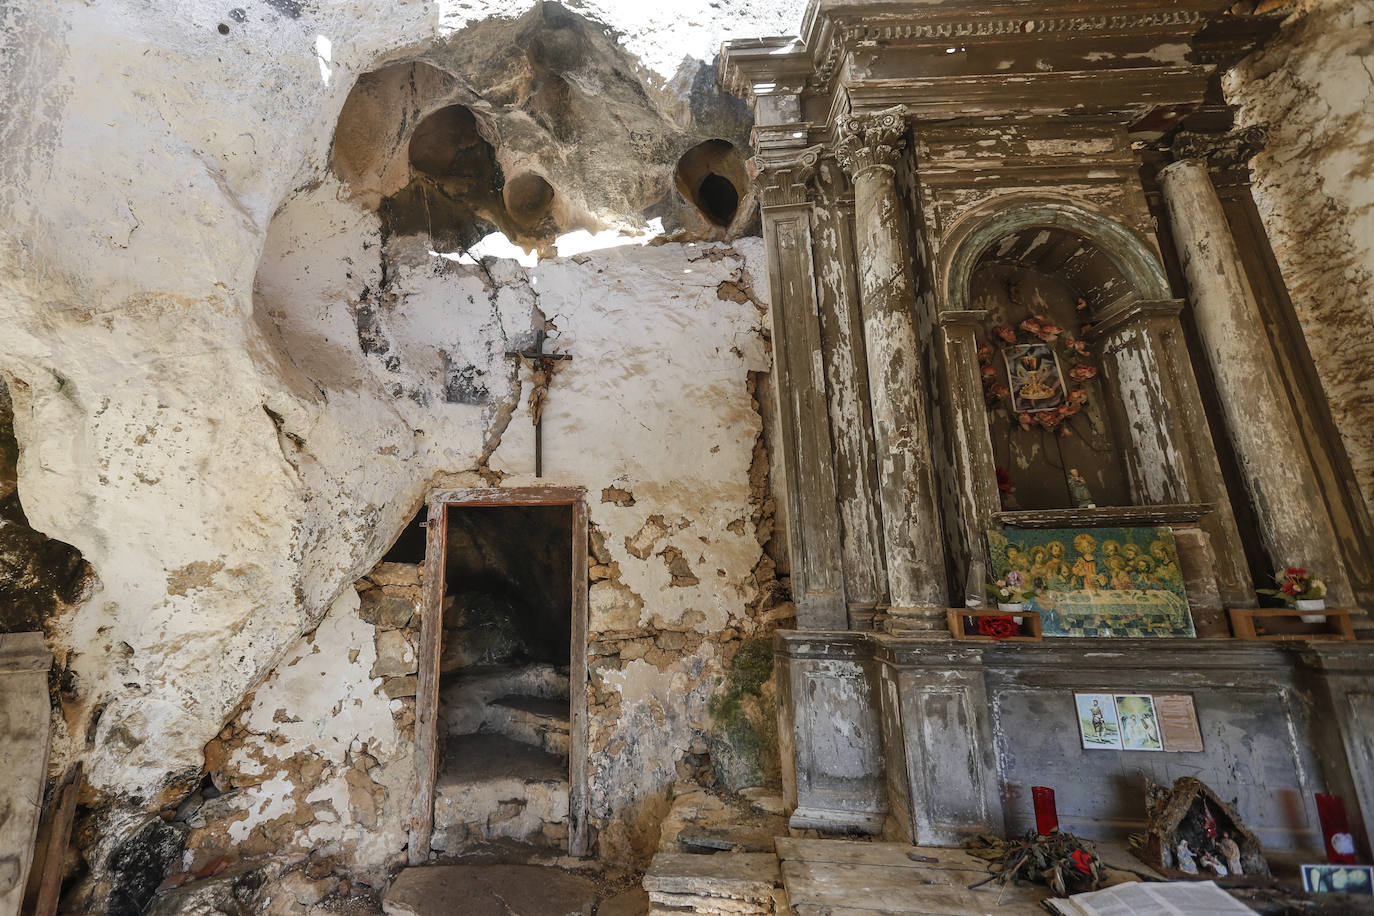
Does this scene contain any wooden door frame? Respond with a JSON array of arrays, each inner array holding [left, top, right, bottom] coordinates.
[[409, 485, 590, 863]]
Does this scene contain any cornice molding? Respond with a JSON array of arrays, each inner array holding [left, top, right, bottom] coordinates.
[[807, 10, 1207, 93]]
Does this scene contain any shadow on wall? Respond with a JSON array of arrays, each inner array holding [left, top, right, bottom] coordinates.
[[0, 378, 94, 633]]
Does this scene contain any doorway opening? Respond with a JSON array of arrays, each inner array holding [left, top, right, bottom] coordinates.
[[411, 488, 588, 862]]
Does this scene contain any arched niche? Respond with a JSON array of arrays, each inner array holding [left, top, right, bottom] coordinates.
[[969, 225, 1137, 510], [936, 198, 1187, 519]]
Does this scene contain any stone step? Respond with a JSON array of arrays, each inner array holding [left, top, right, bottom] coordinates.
[[440, 662, 569, 739], [432, 733, 569, 853], [486, 694, 571, 758]]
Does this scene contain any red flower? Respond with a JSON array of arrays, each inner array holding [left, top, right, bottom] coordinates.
[[995, 326, 1017, 344], [1281, 582, 1299, 596], [981, 364, 998, 379], [1037, 323, 1063, 343], [977, 342, 994, 364], [1286, 567, 1306, 577], [996, 467, 1015, 494], [1070, 850, 1092, 874], [1020, 317, 1044, 336], [990, 383, 1010, 400], [1069, 365, 1098, 382], [978, 616, 1019, 639]]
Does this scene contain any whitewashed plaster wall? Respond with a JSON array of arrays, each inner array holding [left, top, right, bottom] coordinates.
[[0, 0, 800, 874], [1226, 0, 1374, 515]]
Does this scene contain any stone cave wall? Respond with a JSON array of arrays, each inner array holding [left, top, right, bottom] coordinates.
[[0, 0, 802, 904], [1226, 0, 1374, 515]]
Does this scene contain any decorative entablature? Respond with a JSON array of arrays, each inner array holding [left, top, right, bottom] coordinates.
[[720, 0, 1285, 148]]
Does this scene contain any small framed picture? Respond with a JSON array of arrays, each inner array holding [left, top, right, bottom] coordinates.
[[1302, 864, 1374, 894], [1075, 693, 1121, 750], [1114, 694, 1163, 751]]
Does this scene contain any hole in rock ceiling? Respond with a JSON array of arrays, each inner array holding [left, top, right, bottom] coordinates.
[[378, 104, 509, 253], [675, 139, 748, 228], [698, 173, 740, 226], [503, 172, 556, 229]]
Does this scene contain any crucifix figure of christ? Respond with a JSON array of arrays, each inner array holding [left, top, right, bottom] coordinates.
[[505, 327, 573, 477]]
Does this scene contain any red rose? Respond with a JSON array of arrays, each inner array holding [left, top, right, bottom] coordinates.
[[978, 616, 1019, 639], [995, 326, 1017, 344], [1282, 582, 1299, 595], [982, 364, 998, 379], [1070, 850, 1092, 874]]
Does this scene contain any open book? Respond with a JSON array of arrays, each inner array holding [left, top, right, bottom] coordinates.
[[1044, 881, 1255, 915]]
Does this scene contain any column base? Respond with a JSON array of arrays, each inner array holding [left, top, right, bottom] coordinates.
[[879, 606, 951, 637]]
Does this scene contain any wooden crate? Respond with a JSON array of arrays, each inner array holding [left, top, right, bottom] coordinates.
[[947, 608, 1043, 641], [1227, 607, 1355, 642]]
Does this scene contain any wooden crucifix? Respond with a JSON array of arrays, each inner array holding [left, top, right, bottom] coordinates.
[[505, 328, 572, 477]]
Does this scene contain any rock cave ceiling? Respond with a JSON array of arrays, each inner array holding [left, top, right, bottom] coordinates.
[[332, 2, 762, 256]]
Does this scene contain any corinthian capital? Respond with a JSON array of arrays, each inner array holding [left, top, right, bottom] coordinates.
[[835, 106, 908, 179], [754, 144, 824, 209]]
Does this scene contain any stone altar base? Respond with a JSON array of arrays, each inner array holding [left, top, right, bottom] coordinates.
[[775, 630, 1374, 857]]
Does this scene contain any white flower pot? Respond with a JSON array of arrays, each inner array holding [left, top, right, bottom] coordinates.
[[1296, 597, 1326, 624], [997, 603, 1025, 624]]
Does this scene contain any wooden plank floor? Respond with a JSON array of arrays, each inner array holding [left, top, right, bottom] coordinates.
[[775, 838, 1159, 916]]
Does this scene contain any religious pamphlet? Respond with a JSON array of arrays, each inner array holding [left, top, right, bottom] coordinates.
[[1043, 880, 1255, 915], [1153, 694, 1204, 752], [1072, 692, 1203, 753]]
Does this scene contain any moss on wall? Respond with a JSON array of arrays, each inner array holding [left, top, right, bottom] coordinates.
[[707, 637, 780, 791]]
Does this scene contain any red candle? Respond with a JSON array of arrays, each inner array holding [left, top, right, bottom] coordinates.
[[1316, 793, 1358, 864], [1033, 786, 1059, 836]]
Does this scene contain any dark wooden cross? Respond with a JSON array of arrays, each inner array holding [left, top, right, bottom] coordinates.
[[505, 328, 573, 477]]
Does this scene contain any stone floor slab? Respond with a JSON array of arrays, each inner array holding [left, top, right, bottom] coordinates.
[[384, 864, 596, 916]]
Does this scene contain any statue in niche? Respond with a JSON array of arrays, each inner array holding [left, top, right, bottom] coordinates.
[[1067, 467, 1096, 508]]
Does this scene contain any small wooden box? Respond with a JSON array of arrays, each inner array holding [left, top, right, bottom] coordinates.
[[1227, 607, 1355, 642], [947, 608, 1043, 641]]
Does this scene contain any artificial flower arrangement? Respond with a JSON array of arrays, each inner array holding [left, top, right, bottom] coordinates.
[[977, 285, 1098, 438], [1257, 567, 1327, 605], [986, 570, 1037, 608]]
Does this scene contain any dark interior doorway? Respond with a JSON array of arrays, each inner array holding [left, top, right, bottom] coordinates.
[[432, 506, 572, 854], [411, 488, 588, 862]]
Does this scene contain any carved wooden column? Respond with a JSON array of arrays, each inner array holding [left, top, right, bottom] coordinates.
[[836, 107, 948, 631], [758, 147, 848, 629], [1093, 298, 1253, 606], [1161, 159, 1355, 606], [936, 310, 1001, 591], [812, 159, 888, 629]]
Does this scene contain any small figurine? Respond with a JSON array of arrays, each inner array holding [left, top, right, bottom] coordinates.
[[1176, 840, 1198, 875], [1217, 833, 1242, 876], [1067, 468, 1096, 509], [1200, 852, 1228, 877]]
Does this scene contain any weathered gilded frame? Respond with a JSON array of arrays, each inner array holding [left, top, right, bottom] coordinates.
[[409, 485, 590, 862]]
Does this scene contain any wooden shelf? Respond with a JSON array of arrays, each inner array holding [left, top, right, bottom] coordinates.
[[996, 503, 1213, 529], [948, 608, 1043, 641], [1228, 607, 1355, 642]]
